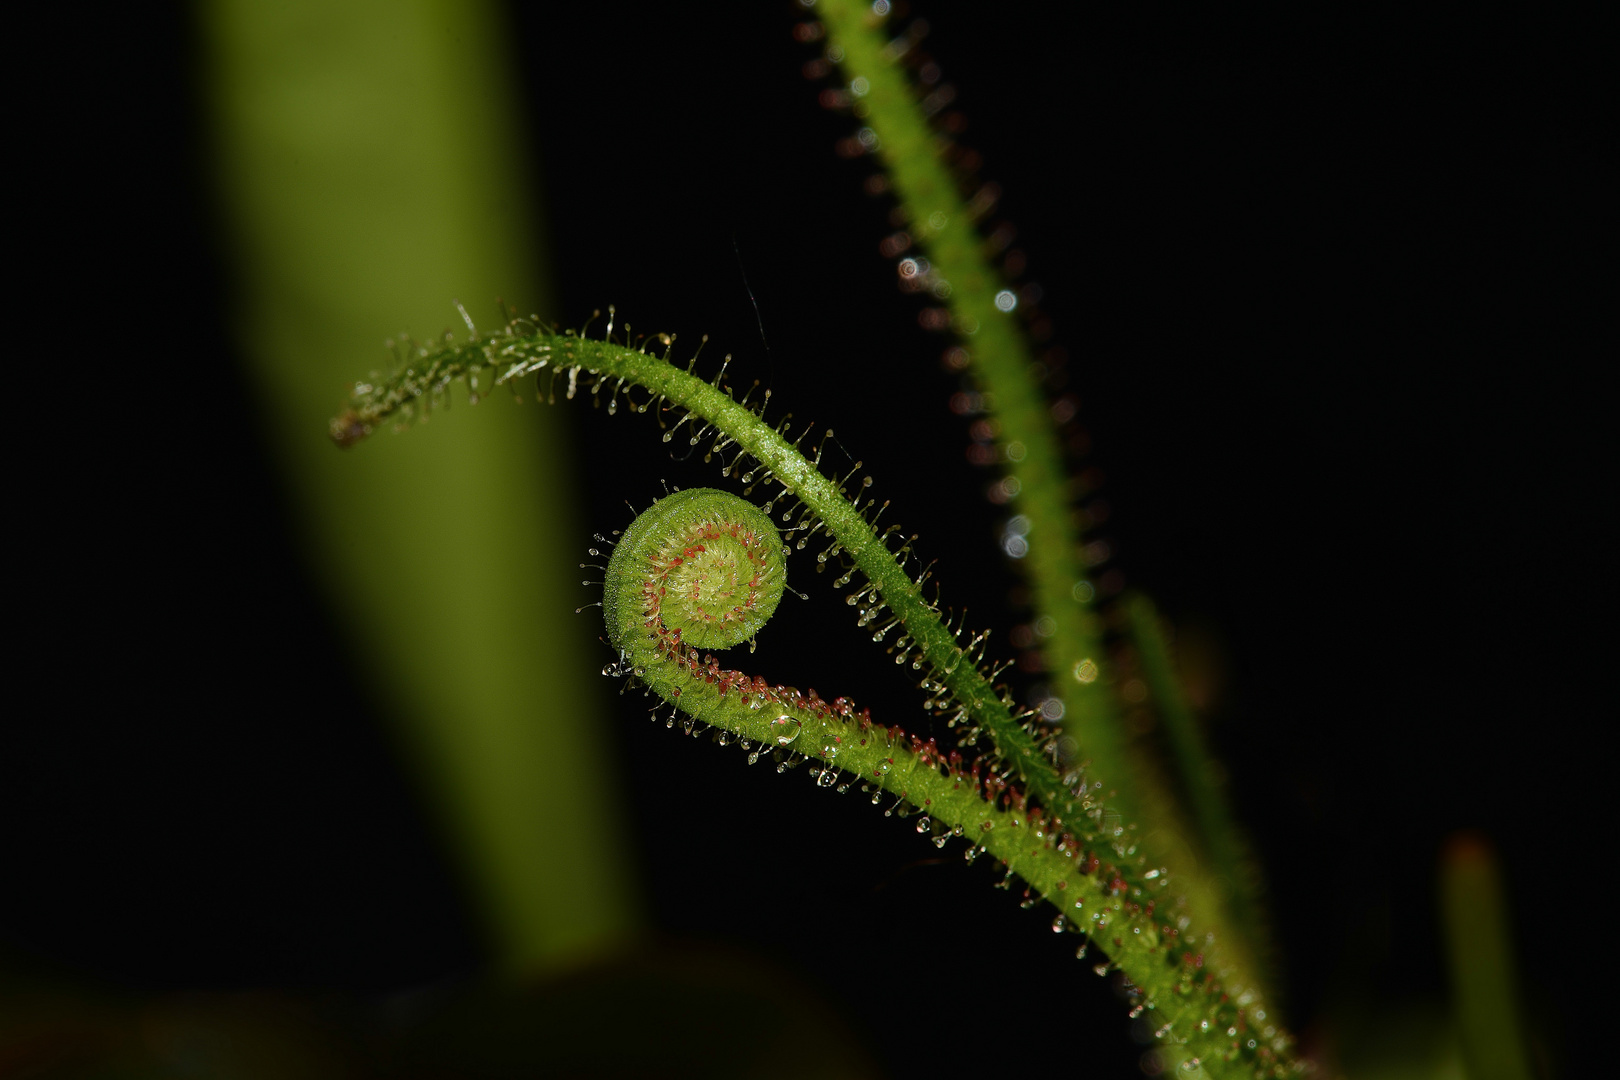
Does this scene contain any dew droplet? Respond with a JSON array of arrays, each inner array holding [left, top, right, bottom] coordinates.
[[1075, 943, 1088, 960], [1051, 914, 1067, 934], [914, 816, 931, 834], [1093, 963, 1110, 977], [772, 715, 802, 745]]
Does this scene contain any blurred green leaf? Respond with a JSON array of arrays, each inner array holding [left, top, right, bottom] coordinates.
[[199, 0, 635, 971], [1440, 834, 1534, 1080]]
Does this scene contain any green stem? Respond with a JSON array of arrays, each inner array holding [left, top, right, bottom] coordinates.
[[334, 323, 1302, 1077], [339, 326, 1070, 806], [814, 0, 1131, 816], [813, 0, 1270, 1000], [1439, 833, 1534, 1080], [598, 485, 1288, 1076], [1127, 594, 1270, 983]]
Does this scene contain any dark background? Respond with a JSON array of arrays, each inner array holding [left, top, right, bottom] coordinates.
[[8, 2, 1608, 1076]]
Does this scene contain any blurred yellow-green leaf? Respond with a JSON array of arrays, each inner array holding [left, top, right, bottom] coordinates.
[[199, 0, 635, 971], [1440, 835, 1534, 1080]]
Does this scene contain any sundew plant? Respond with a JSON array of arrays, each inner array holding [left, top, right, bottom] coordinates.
[[246, 1, 1543, 1078], [6, 0, 1594, 1077], [333, 3, 1324, 1077]]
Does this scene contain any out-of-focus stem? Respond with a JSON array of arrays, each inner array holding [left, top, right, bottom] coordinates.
[[200, 0, 636, 972], [1127, 594, 1267, 975], [1439, 833, 1534, 1080]]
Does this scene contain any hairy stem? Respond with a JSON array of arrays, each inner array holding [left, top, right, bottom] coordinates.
[[814, 0, 1131, 819], [813, 0, 1272, 998], [599, 485, 1291, 1076], [334, 322, 1301, 1077]]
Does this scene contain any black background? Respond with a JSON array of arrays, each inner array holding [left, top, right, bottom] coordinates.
[[7, 2, 1608, 1076]]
